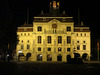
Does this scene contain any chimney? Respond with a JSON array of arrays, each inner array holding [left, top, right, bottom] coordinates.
[[41, 10, 44, 14], [63, 10, 66, 14], [81, 21, 84, 26]]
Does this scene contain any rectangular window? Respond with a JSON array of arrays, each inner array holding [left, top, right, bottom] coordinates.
[[21, 44, 24, 49], [47, 36, 51, 43], [48, 48, 51, 51], [83, 45, 86, 50], [38, 26, 42, 31], [76, 33, 78, 36], [77, 41, 79, 43], [38, 47, 41, 51], [67, 27, 71, 31], [67, 48, 70, 51], [67, 36, 71, 44], [38, 36, 41, 44], [58, 47, 62, 51], [77, 45, 80, 50], [58, 36, 62, 44], [27, 44, 30, 49], [21, 40, 23, 43]]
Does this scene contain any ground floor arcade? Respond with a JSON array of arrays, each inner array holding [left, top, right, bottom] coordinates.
[[17, 52, 90, 61]]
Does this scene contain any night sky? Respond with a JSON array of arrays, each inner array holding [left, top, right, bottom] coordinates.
[[0, 0, 99, 50]]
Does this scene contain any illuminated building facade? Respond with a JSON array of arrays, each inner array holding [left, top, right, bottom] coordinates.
[[16, 1, 91, 61]]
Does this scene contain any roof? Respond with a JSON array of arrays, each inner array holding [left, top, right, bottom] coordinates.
[[37, 13, 70, 17], [34, 17, 73, 22], [74, 27, 90, 32], [33, 10, 73, 22], [19, 24, 33, 27]]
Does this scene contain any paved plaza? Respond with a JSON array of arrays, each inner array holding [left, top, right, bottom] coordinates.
[[0, 61, 100, 75]]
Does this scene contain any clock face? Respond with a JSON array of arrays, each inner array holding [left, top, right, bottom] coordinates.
[[52, 24, 57, 28]]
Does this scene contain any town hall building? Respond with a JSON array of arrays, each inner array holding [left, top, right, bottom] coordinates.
[[16, 1, 91, 61]]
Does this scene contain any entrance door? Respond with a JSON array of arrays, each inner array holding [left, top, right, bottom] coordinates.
[[57, 54, 62, 61], [26, 53, 31, 61], [67, 55, 71, 61], [47, 54, 52, 61], [82, 53, 88, 61], [74, 53, 80, 59], [37, 54, 42, 61]]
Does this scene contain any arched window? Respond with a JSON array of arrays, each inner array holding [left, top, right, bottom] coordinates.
[[67, 27, 71, 31], [57, 54, 62, 61], [37, 26, 42, 31]]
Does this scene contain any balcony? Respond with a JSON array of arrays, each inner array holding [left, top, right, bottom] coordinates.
[[45, 29, 65, 34]]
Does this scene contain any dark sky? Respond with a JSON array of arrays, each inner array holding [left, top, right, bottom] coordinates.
[[0, 0, 99, 39]]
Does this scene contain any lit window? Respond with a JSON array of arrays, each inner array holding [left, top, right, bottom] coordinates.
[[38, 26, 42, 31], [47, 36, 51, 43], [77, 45, 80, 50], [38, 36, 41, 44], [83, 45, 86, 50], [67, 27, 71, 31], [67, 36, 71, 44], [58, 47, 62, 51], [58, 36, 62, 44]]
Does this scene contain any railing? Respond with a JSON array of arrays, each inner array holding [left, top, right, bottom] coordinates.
[[45, 29, 66, 34]]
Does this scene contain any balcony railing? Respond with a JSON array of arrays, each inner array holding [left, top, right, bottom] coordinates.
[[45, 29, 65, 34]]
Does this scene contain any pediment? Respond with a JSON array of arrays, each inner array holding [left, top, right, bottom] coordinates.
[[49, 19, 61, 23]]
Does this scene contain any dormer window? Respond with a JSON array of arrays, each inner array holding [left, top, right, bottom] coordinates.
[[37, 26, 42, 31], [24, 28, 27, 31], [43, 18, 46, 21], [63, 18, 66, 21], [80, 28, 83, 31]]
